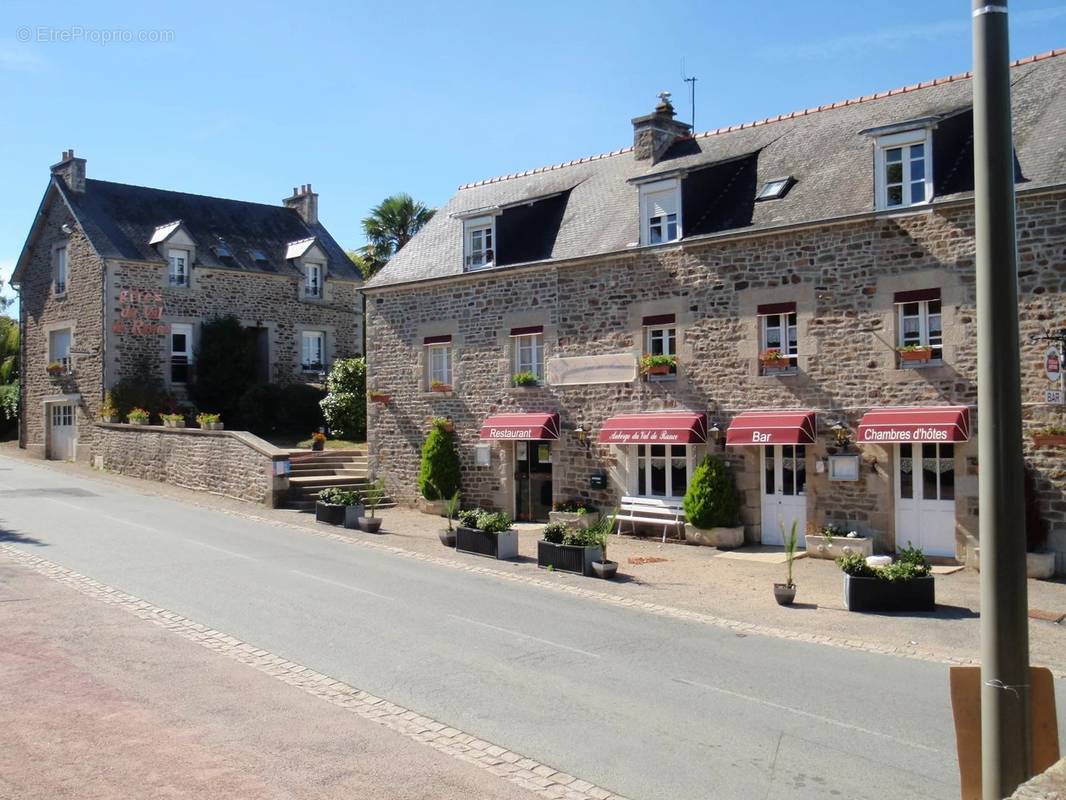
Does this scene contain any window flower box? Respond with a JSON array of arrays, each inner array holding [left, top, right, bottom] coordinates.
[[430, 381, 452, 393], [369, 392, 391, 404], [46, 362, 69, 377], [512, 371, 539, 388], [537, 540, 602, 576], [1032, 431, 1066, 448], [897, 346, 933, 364], [758, 349, 791, 374], [640, 353, 677, 377]]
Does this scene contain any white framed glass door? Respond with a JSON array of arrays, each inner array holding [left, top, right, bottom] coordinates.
[[895, 443, 956, 556], [48, 403, 76, 461], [761, 445, 807, 546]]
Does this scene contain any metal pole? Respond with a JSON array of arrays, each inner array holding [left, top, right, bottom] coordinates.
[[972, 1, 1031, 796]]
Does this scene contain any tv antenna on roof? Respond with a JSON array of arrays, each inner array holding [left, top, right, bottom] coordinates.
[[681, 58, 697, 131]]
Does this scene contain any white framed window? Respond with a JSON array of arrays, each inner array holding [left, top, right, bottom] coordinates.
[[759, 310, 799, 370], [511, 330, 544, 381], [167, 248, 190, 287], [643, 314, 677, 379], [304, 263, 323, 298], [464, 217, 495, 270], [301, 330, 325, 370], [897, 298, 943, 360], [639, 179, 681, 245], [48, 328, 72, 372], [426, 343, 452, 389], [170, 323, 193, 384], [53, 244, 68, 296], [634, 444, 692, 499], [875, 130, 932, 210]]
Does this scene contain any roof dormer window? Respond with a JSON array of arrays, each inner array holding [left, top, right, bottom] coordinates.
[[464, 216, 495, 270], [872, 129, 933, 210], [304, 262, 323, 298], [167, 248, 190, 287], [639, 179, 681, 246]]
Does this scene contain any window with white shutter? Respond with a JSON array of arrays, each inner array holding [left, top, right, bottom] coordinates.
[[639, 180, 682, 245]]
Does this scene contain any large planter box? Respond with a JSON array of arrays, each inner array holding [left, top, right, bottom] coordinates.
[[843, 573, 935, 612], [456, 526, 519, 560], [548, 510, 600, 530], [315, 502, 345, 525], [418, 498, 448, 516], [972, 547, 1058, 579], [1032, 434, 1066, 448], [684, 523, 744, 548], [537, 540, 602, 576], [805, 535, 873, 560]]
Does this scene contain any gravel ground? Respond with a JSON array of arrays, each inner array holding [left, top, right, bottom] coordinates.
[[9, 443, 1066, 676]]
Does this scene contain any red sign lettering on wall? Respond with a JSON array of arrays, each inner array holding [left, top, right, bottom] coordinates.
[[115, 288, 168, 336]]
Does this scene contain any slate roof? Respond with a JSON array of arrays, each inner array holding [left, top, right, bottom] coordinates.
[[44, 178, 361, 280], [368, 49, 1066, 290]]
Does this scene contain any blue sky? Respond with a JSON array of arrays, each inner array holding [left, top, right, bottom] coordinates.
[[2, 1, 1064, 317]]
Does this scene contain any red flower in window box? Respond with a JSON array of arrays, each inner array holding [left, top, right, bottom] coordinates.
[[897, 345, 933, 363], [640, 353, 676, 376], [430, 381, 452, 393], [369, 392, 391, 404], [759, 349, 791, 372]]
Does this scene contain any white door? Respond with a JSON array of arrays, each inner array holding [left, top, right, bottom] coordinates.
[[48, 403, 76, 461], [895, 442, 956, 556], [761, 445, 807, 546]]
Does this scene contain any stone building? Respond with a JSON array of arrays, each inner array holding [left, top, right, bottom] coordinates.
[[12, 152, 363, 462], [365, 50, 1066, 572]]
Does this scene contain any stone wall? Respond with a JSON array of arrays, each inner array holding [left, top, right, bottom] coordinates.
[[93, 423, 290, 506], [19, 192, 106, 460], [366, 190, 1066, 570]]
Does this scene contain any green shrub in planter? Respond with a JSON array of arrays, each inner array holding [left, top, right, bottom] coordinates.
[[457, 508, 482, 529], [475, 510, 512, 534], [543, 521, 568, 544], [682, 455, 739, 529], [418, 420, 461, 501]]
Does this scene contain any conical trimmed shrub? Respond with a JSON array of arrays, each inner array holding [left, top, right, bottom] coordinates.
[[418, 420, 461, 500], [682, 455, 739, 529]]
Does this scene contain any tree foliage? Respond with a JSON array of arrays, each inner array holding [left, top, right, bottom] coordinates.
[[320, 357, 366, 439], [190, 315, 258, 422], [418, 419, 461, 500], [682, 455, 739, 529], [110, 353, 173, 422], [0, 316, 18, 384], [357, 193, 435, 278]]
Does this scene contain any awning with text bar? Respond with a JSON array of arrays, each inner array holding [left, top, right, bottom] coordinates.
[[479, 412, 560, 441], [857, 406, 970, 443], [597, 412, 707, 445], [726, 410, 816, 446]]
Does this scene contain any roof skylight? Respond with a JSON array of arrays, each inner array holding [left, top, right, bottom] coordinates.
[[756, 177, 794, 201]]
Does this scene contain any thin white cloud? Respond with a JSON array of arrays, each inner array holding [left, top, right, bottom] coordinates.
[[0, 41, 43, 72], [756, 7, 1066, 62]]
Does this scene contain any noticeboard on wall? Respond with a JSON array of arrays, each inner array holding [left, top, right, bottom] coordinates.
[[828, 454, 860, 481]]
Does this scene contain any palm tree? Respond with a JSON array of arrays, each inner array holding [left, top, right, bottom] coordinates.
[[358, 193, 435, 278]]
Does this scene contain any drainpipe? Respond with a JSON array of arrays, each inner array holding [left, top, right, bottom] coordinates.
[[972, 2, 1031, 796]]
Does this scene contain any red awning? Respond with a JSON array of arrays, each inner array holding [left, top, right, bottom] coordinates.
[[479, 412, 560, 441], [857, 406, 970, 443], [726, 410, 816, 446], [597, 412, 707, 445]]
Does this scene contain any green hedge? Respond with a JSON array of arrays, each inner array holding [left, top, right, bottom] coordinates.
[[682, 455, 739, 529], [418, 420, 461, 500]]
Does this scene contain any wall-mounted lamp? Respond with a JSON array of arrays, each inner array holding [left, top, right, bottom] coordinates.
[[60, 223, 73, 235], [575, 421, 593, 451], [708, 420, 724, 450], [830, 420, 852, 451]]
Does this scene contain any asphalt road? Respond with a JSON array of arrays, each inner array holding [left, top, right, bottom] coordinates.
[[1, 454, 1062, 800]]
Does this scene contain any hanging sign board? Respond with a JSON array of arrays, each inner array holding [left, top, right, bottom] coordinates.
[[1045, 347, 1062, 383], [546, 353, 637, 386]]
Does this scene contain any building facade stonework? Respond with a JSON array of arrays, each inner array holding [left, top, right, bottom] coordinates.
[[365, 52, 1066, 573], [14, 152, 363, 463]]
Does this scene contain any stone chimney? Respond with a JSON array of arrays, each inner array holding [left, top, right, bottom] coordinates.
[[631, 92, 691, 164], [283, 184, 319, 225], [51, 149, 86, 192]]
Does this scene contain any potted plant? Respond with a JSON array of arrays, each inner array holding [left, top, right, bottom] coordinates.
[[838, 544, 935, 612], [310, 431, 327, 451], [804, 522, 872, 560], [548, 500, 600, 530], [439, 489, 461, 547], [455, 509, 518, 559], [357, 479, 386, 533], [315, 487, 347, 525], [537, 521, 603, 576], [46, 361, 67, 377], [196, 412, 224, 431], [758, 348, 790, 374], [1032, 424, 1066, 448], [161, 412, 185, 429], [430, 380, 452, 394], [682, 455, 744, 548], [774, 520, 799, 605], [640, 353, 677, 376], [512, 371, 538, 388], [337, 489, 365, 530], [369, 390, 392, 404], [99, 392, 119, 423], [897, 344, 933, 364], [127, 407, 150, 425], [418, 419, 461, 515], [589, 509, 618, 579]]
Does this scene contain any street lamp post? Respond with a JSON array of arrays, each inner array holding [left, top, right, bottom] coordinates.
[[972, 1, 1032, 797]]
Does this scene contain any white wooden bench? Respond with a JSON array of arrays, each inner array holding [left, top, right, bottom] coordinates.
[[616, 496, 685, 543]]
